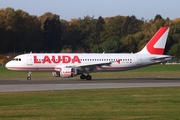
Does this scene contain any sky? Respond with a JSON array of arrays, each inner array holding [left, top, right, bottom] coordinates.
[[1, 0, 180, 21]]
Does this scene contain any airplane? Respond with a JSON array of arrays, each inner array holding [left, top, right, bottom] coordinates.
[[5, 27, 173, 80]]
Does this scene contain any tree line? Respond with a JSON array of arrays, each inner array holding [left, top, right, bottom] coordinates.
[[0, 7, 180, 61]]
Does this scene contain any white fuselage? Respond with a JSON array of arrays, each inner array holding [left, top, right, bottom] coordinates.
[[5, 53, 172, 72]]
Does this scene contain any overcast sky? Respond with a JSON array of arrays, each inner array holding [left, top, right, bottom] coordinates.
[[1, 0, 180, 21]]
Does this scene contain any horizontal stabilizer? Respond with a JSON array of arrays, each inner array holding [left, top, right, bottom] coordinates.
[[150, 56, 173, 62]]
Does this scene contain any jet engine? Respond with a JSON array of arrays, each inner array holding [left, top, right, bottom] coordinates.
[[52, 67, 79, 77], [59, 67, 78, 78]]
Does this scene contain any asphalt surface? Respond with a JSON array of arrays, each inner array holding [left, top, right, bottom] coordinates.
[[0, 78, 180, 92]]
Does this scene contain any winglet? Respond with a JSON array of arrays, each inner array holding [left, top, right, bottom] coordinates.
[[138, 27, 170, 55]]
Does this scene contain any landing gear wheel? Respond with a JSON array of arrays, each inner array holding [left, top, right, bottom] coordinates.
[[27, 77, 31, 80], [80, 74, 86, 79], [86, 75, 92, 80], [27, 71, 31, 80]]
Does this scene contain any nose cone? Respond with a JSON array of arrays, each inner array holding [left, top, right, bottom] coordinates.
[[5, 61, 12, 70]]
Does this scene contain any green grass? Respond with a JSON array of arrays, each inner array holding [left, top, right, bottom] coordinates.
[[1, 64, 180, 79], [0, 87, 180, 120]]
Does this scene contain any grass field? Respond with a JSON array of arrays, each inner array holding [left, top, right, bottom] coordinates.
[[0, 64, 180, 79], [0, 87, 180, 120]]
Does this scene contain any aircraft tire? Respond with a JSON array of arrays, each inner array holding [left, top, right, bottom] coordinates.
[[86, 75, 92, 80], [27, 77, 31, 80], [80, 74, 86, 79]]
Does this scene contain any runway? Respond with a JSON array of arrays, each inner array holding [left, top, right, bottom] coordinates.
[[0, 78, 180, 92]]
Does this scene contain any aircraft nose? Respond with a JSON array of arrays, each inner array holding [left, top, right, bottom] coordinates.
[[5, 61, 12, 70], [5, 62, 9, 68]]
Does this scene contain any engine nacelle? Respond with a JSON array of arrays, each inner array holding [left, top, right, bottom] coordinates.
[[60, 67, 77, 78]]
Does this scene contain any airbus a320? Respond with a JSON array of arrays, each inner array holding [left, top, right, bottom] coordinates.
[[6, 27, 173, 80]]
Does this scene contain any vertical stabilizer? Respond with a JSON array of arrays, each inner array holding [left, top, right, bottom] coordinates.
[[138, 27, 169, 55]]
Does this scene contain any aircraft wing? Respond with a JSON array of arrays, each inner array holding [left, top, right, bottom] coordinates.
[[54, 61, 112, 71], [67, 61, 112, 68]]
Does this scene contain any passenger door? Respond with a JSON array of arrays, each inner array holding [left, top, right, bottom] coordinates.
[[27, 55, 33, 65]]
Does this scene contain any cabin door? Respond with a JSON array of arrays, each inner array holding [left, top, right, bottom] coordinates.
[[27, 55, 33, 65]]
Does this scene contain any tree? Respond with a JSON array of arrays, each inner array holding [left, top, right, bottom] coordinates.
[[121, 35, 136, 53], [101, 36, 121, 53], [0, 8, 17, 53], [154, 14, 163, 22], [77, 16, 96, 52], [40, 12, 62, 52], [61, 19, 83, 52], [168, 43, 180, 61], [122, 15, 143, 35]]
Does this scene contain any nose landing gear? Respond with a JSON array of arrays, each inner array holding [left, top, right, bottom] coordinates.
[[27, 71, 31, 80]]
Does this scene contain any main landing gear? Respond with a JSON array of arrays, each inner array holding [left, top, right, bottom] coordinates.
[[80, 74, 92, 80], [27, 71, 31, 80]]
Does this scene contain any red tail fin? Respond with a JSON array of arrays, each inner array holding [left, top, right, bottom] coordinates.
[[138, 27, 169, 55]]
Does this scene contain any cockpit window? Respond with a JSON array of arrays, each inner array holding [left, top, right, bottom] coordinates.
[[12, 58, 21, 61]]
